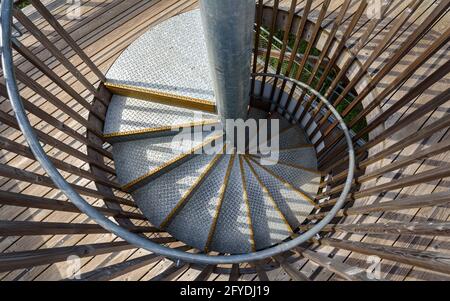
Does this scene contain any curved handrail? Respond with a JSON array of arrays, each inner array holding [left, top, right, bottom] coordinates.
[[0, 0, 354, 265]]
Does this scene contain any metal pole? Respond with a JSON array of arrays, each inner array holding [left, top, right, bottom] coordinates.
[[200, 0, 255, 124]]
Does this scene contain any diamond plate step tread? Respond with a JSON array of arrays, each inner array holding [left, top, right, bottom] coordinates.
[[106, 9, 215, 103], [131, 153, 217, 228], [166, 154, 232, 251], [257, 147, 318, 171], [270, 112, 292, 131], [260, 161, 321, 198], [210, 155, 254, 254], [278, 126, 310, 149], [113, 130, 217, 187], [103, 94, 218, 141], [241, 157, 292, 250], [247, 159, 315, 229], [247, 108, 283, 153], [248, 107, 268, 120]]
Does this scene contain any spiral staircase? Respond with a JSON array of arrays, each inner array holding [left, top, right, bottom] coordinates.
[[0, 0, 449, 281]]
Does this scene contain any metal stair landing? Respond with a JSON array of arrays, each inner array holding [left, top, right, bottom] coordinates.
[[106, 10, 215, 104], [103, 9, 321, 254]]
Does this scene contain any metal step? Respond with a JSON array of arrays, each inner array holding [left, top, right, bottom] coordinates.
[[113, 131, 221, 191], [104, 95, 218, 143], [253, 146, 320, 173], [209, 154, 255, 254], [270, 111, 293, 131], [106, 9, 215, 104], [249, 157, 320, 207], [278, 126, 310, 149], [165, 154, 232, 251], [246, 158, 315, 229], [241, 156, 293, 250], [131, 153, 218, 228]]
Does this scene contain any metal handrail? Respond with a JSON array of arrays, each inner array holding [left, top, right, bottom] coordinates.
[[0, 0, 354, 265]]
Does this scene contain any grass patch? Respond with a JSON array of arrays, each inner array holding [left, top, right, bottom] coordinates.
[[16, 0, 31, 9]]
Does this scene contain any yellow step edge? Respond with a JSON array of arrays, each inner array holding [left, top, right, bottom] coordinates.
[[238, 155, 257, 252], [105, 82, 217, 113], [204, 152, 236, 253], [246, 155, 320, 209], [248, 154, 324, 176], [159, 146, 227, 229], [243, 156, 294, 234], [103, 120, 219, 139], [121, 134, 223, 192]]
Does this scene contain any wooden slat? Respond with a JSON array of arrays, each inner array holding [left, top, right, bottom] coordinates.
[[76, 254, 162, 281], [319, 238, 450, 275], [11, 38, 104, 119], [258, 0, 280, 97], [320, 164, 450, 208], [253, 263, 269, 281], [316, 1, 450, 151], [0, 190, 146, 220], [29, 0, 107, 84], [148, 263, 190, 281], [0, 163, 135, 207], [307, 0, 420, 135], [0, 135, 119, 189], [0, 220, 158, 236], [74, 245, 192, 281], [0, 109, 116, 175], [269, 0, 300, 100], [296, 0, 352, 120], [300, 249, 370, 281], [13, 8, 102, 99], [308, 191, 450, 220], [0, 241, 133, 273], [194, 265, 216, 281], [229, 264, 240, 281], [273, 255, 309, 281], [316, 222, 450, 236]]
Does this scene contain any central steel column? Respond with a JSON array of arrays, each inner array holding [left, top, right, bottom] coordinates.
[[200, 0, 255, 124]]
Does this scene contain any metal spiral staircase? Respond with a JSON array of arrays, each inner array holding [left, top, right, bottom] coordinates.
[[0, 0, 449, 281]]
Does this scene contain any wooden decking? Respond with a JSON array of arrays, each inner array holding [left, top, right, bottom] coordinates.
[[0, 0, 448, 281]]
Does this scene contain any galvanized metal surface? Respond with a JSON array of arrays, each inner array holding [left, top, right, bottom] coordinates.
[[106, 10, 215, 103], [200, 0, 255, 123], [104, 95, 218, 138]]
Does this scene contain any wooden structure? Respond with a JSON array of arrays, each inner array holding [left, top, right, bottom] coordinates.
[[0, 0, 449, 281]]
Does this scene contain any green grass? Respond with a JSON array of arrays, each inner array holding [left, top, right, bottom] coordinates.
[[16, 0, 31, 9]]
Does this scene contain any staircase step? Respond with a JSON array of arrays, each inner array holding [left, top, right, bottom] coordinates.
[[105, 83, 217, 114], [113, 131, 222, 191], [241, 156, 293, 250], [165, 154, 232, 251], [104, 95, 218, 143], [106, 10, 215, 104], [277, 126, 310, 149], [246, 158, 315, 229], [247, 109, 293, 153], [270, 112, 293, 131], [131, 153, 218, 228], [209, 154, 255, 254], [248, 107, 269, 120], [248, 157, 320, 208], [253, 147, 320, 173]]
